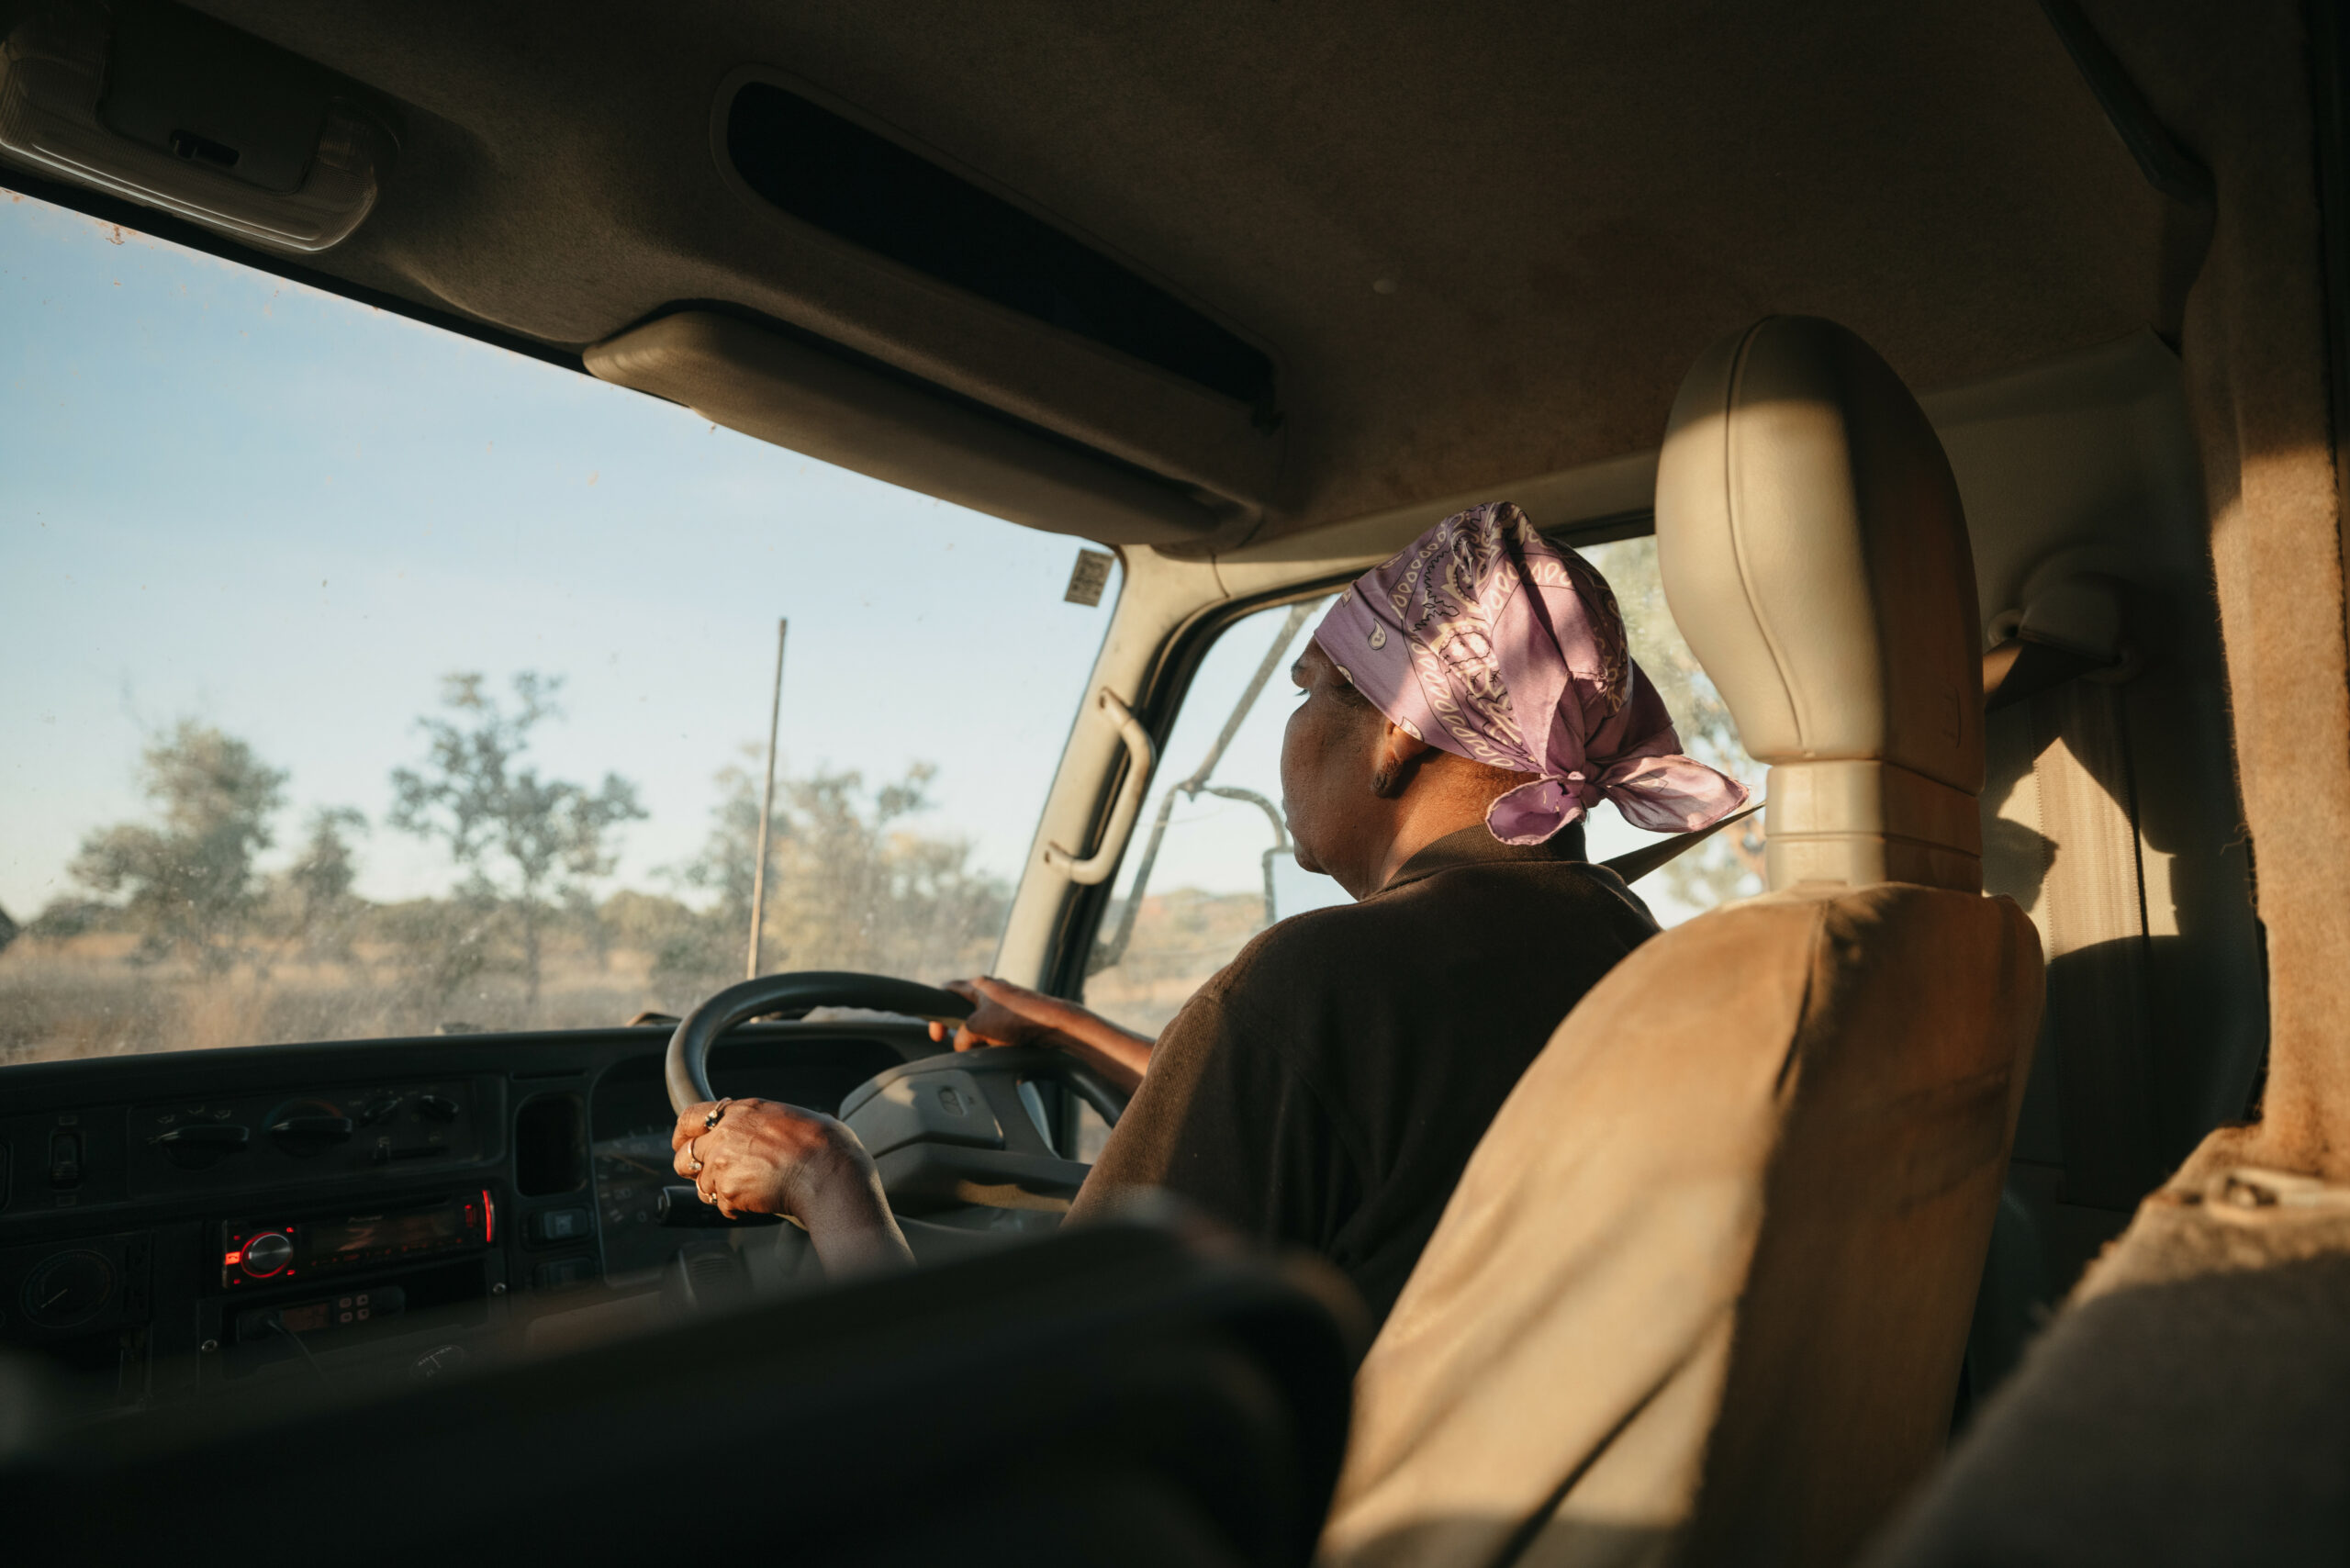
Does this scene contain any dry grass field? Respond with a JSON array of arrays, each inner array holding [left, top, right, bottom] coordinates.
[[0, 933, 679, 1066], [1, 890, 1265, 1066]]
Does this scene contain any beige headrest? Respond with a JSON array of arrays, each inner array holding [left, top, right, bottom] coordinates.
[[1655, 318, 1984, 891]]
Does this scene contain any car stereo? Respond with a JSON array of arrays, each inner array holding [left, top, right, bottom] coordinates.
[[219, 1190, 494, 1289]]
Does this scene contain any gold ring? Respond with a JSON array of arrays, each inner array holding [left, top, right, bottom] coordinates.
[[686, 1137, 704, 1173], [704, 1098, 733, 1130]]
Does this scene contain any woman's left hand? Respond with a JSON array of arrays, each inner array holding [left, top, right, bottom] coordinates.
[[670, 1096, 832, 1220], [670, 1099, 914, 1273]]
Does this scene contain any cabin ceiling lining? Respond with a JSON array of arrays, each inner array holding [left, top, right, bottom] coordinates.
[[131, 0, 2186, 545]]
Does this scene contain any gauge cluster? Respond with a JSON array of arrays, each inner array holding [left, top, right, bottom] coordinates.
[[592, 1131, 679, 1279], [1, 1229, 150, 1338]]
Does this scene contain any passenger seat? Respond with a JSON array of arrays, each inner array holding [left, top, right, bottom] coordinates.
[[1320, 317, 2045, 1568]]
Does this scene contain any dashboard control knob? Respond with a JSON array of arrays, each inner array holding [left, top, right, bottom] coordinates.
[[241, 1232, 294, 1278], [416, 1094, 460, 1123], [153, 1123, 252, 1170], [21, 1249, 115, 1328]]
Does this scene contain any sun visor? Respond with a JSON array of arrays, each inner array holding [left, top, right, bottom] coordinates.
[[585, 311, 1236, 545]]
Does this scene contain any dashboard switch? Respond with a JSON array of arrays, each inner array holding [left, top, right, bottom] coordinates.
[[532, 1256, 597, 1290], [416, 1093, 461, 1124], [530, 1207, 591, 1243], [48, 1132, 81, 1188]]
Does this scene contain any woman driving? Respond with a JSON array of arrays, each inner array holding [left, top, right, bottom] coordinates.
[[673, 502, 1749, 1325]]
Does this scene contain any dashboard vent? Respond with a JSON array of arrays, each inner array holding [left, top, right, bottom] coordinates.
[[513, 1095, 585, 1196], [723, 80, 1274, 417]]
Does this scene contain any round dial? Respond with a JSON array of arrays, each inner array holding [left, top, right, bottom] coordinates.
[[21, 1249, 116, 1329], [241, 1232, 294, 1278]]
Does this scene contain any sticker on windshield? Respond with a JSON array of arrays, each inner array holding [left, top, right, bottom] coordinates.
[[1064, 549, 1115, 607]]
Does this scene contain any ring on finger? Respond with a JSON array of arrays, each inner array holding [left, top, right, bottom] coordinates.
[[685, 1137, 704, 1174], [703, 1097, 734, 1131]]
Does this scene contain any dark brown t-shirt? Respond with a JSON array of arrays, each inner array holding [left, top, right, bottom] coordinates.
[[1070, 823, 1658, 1330]]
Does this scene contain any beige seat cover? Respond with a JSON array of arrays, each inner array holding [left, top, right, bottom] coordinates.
[[1322, 319, 2045, 1568], [1322, 886, 2041, 1567]]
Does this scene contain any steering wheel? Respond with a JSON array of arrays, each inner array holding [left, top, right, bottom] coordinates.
[[665, 970, 1125, 1214]]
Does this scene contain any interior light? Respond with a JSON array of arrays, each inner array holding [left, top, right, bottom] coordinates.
[[0, 2, 393, 253]]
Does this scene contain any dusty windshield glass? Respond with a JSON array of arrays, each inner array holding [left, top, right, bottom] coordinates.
[[1082, 535, 1764, 1036], [0, 195, 1117, 1065]]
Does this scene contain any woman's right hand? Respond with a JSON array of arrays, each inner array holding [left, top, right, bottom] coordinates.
[[928, 977, 1157, 1094], [931, 975, 1071, 1052]]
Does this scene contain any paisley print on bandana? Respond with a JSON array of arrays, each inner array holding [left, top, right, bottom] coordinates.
[[1312, 501, 1750, 845]]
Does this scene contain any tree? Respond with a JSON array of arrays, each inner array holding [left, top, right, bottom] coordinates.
[[676, 750, 784, 946], [375, 890, 502, 1014], [765, 763, 1009, 979], [673, 755, 1007, 992], [278, 806, 369, 958], [70, 721, 287, 968], [389, 672, 646, 1015], [602, 887, 718, 1005]]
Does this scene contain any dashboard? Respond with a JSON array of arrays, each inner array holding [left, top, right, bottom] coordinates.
[[0, 1023, 934, 1418]]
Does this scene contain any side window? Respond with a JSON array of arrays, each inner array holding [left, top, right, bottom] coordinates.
[[1083, 599, 1341, 1035], [1574, 536, 1767, 921], [1079, 535, 1764, 1037]]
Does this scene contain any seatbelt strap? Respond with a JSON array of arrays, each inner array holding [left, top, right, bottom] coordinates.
[[2020, 680, 2159, 1207], [1601, 801, 1763, 887]]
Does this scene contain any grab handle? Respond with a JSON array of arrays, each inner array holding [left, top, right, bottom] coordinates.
[[1043, 689, 1157, 886]]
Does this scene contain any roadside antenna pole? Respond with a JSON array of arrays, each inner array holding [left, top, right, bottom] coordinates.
[[747, 618, 788, 980]]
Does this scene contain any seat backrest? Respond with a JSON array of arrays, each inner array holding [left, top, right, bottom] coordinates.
[[1318, 318, 2044, 1568], [3, 1219, 1358, 1568]]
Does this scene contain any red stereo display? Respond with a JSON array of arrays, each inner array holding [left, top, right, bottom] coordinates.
[[219, 1190, 493, 1288]]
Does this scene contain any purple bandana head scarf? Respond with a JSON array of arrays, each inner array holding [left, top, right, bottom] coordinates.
[[1312, 501, 1751, 846]]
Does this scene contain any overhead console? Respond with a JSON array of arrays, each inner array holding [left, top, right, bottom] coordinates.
[[587, 69, 1287, 552], [722, 79, 1276, 421]]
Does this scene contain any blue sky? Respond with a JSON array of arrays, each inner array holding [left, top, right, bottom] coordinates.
[[0, 190, 1129, 917]]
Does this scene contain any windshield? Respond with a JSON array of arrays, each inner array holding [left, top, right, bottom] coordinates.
[[0, 194, 1119, 1065]]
